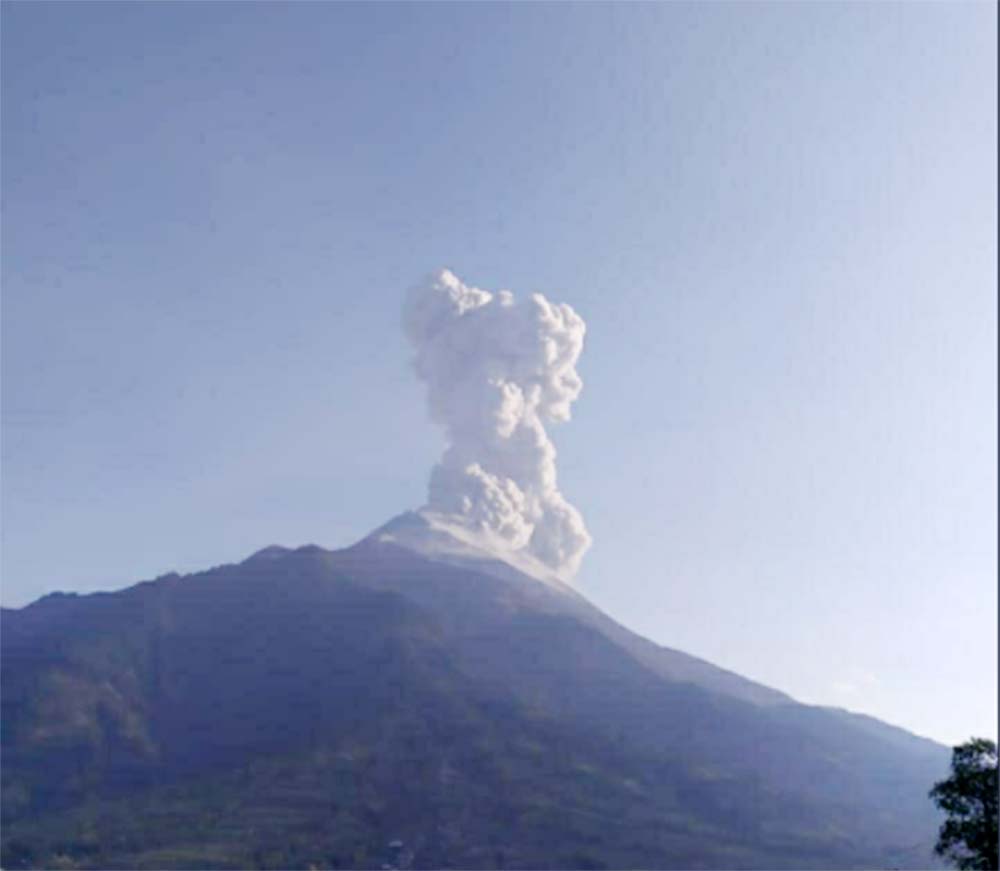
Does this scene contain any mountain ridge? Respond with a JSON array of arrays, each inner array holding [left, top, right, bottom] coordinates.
[[1, 518, 948, 869]]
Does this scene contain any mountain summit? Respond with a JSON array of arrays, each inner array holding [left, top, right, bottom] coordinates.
[[364, 510, 571, 589], [2, 518, 947, 870]]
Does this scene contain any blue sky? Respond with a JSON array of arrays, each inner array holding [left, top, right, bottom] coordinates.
[[2, 1, 995, 746]]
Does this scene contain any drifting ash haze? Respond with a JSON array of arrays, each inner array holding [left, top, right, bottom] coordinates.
[[392, 269, 591, 583]]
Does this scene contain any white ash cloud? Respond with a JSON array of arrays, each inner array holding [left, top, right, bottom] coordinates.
[[403, 269, 591, 578]]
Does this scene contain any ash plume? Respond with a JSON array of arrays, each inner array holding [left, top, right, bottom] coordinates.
[[403, 269, 591, 579]]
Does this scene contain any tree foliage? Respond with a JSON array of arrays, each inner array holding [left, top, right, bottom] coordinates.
[[929, 738, 999, 870]]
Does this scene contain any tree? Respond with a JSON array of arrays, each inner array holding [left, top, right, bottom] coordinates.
[[929, 738, 999, 870]]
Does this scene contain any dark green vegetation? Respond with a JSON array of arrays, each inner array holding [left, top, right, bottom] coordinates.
[[2, 530, 950, 869], [929, 738, 998, 870]]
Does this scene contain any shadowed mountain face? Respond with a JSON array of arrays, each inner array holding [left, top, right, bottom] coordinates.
[[1, 518, 948, 870]]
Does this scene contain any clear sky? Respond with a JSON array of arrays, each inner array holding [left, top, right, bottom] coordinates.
[[2, 1, 995, 747]]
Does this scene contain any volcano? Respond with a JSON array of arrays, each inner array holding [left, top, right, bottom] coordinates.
[[1, 514, 947, 869]]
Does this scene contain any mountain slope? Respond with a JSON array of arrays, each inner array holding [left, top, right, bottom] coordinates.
[[358, 512, 792, 708], [1, 521, 948, 869]]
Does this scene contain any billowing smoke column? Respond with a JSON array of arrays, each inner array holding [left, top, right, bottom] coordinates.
[[403, 269, 592, 579]]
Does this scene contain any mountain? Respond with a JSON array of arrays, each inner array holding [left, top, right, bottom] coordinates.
[[1, 513, 949, 870]]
